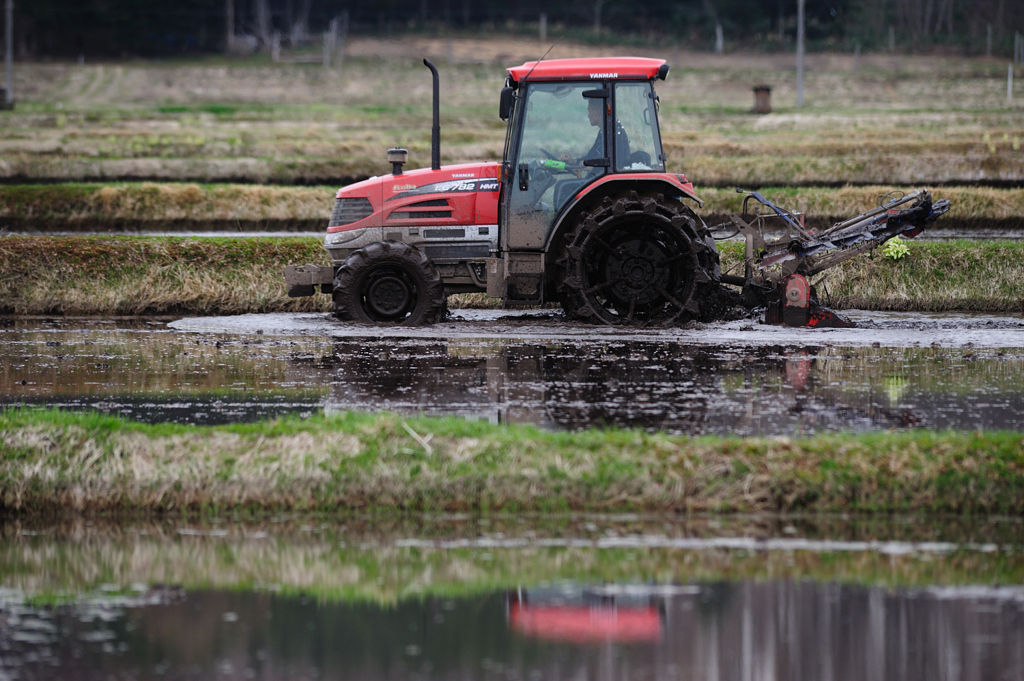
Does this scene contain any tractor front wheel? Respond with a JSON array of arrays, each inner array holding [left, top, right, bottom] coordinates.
[[333, 241, 446, 325], [558, 192, 719, 325]]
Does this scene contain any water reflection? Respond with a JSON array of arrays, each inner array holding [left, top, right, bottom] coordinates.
[[2, 517, 1024, 680], [320, 338, 1024, 435], [3, 582, 1024, 681], [4, 318, 1024, 434]]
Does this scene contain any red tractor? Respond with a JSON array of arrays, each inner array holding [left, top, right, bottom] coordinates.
[[286, 57, 948, 327]]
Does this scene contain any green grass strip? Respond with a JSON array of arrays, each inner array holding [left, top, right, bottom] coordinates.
[[2, 408, 1023, 515]]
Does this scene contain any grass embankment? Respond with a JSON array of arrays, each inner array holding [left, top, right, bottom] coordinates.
[[0, 235, 330, 314], [2, 183, 1022, 233], [1, 234, 1022, 314], [2, 409, 1024, 515], [0, 183, 336, 232]]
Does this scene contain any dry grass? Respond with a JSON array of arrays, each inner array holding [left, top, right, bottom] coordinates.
[[3, 183, 1021, 233], [0, 40, 1021, 185], [2, 409, 1024, 515], [1, 235, 1019, 315], [0, 235, 332, 315]]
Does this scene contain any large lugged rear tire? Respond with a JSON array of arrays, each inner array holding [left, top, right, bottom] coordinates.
[[333, 241, 446, 325], [557, 191, 720, 325]]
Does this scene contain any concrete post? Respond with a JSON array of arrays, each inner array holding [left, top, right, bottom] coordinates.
[[796, 0, 805, 106]]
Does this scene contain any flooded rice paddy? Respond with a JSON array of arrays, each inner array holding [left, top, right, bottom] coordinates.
[[2, 516, 1024, 681], [2, 310, 1024, 435], [4, 311, 1024, 679]]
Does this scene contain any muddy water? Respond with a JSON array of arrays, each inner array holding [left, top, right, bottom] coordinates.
[[2, 516, 1024, 681], [3, 312, 1024, 435]]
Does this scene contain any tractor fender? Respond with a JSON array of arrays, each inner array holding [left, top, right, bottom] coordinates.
[[543, 174, 704, 258]]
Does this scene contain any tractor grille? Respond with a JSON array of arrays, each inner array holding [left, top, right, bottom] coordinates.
[[329, 197, 373, 227]]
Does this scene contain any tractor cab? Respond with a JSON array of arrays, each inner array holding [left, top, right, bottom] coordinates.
[[499, 58, 670, 251], [492, 57, 697, 306]]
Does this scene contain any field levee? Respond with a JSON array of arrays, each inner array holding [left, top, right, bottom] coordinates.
[[2, 409, 1024, 516], [3, 183, 1024, 235], [1, 235, 1022, 316]]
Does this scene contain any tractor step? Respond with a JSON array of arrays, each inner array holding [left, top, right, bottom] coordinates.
[[285, 264, 334, 298]]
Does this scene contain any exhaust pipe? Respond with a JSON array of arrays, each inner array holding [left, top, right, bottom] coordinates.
[[423, 59, 441, 171]]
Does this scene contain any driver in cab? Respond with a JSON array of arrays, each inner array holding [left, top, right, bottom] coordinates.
[[568, 97, 630, 166]]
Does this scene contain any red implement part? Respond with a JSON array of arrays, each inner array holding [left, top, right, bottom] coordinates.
[[765, 274, 855, 328]]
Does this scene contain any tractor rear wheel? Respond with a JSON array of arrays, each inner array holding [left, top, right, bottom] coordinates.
[[333, 241, 446, 325], [557, 192, 719, 325]]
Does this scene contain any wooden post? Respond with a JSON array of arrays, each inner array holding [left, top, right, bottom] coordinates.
[[1009, 63, 1014, 103], [539, 12, 546, 42], [271, 31, 280, 62], [796, 0, 805, 106], [987, 24, 992, 58], [337, 11, 348, 69], [226, 0, 235, 52], [715, 23, 723, 54], [753, 85, 772, 114], [889, 25, 895, 52], [4, 0, 12, 108], [854, 41, 860, 71]]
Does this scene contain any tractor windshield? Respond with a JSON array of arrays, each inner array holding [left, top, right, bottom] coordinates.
[[614, 82, 664, 172]]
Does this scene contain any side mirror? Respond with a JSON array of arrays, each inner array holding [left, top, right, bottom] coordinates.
[[499, 86, 515, 121]]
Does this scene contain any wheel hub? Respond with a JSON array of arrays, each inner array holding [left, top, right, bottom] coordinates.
[[621, 256, 655, 289], [366, 274, 412, 318]]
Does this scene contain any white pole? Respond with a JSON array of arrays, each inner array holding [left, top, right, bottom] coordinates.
[[1010, 63, 1014, 103], [4, 0, 12, 107], [796, 0, 805, 106]]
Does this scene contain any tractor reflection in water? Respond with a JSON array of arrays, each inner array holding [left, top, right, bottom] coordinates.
[[315, 339, 926, 436], [507, 586, 664, 645]]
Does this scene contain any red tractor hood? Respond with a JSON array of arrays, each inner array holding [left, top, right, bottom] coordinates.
[[330, 162, 501, 233]]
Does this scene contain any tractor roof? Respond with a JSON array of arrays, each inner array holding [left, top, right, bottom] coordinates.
[[506, 57, 668, 83]]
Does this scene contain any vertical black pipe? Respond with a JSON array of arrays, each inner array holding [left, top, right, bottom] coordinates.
[[423, 59, 441, 170]]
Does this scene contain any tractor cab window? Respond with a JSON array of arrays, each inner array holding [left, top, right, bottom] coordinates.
[[614, 82, 665, 173], [507, 83, 607, 247]]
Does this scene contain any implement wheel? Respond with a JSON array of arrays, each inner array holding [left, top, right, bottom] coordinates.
[[333, 241, 446, 325], [558, 191, 719, 325]]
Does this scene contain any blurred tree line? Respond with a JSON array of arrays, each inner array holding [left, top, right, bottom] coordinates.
[[6, 0, 1022, 59]]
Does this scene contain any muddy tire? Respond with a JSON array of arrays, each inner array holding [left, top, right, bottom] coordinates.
[[557, 191, 720, 325], [333, 241, 446, 325]]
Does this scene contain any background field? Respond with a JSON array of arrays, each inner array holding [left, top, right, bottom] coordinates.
[[2, 37, 1023, 187]]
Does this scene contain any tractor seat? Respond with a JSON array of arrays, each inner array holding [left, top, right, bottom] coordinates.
[[553, 178, 588, 213]]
